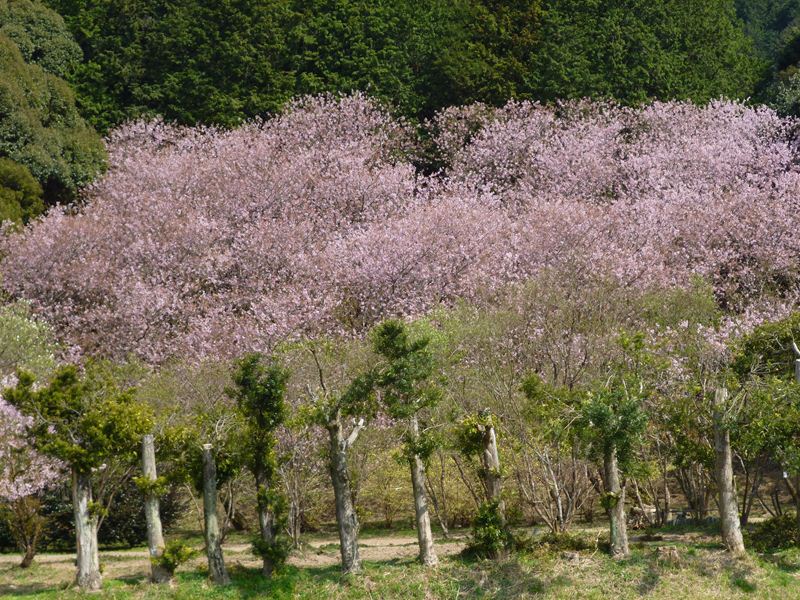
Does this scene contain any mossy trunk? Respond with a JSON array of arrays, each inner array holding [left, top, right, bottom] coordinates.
[[72, 469, 102, 591], [202, 444, 230, 585], [603, 447, 629, 558], [328, 421, 361, 574], [142, 435, 170, 583], [255, 469, 276, 577], [479, 420, 504, 520]]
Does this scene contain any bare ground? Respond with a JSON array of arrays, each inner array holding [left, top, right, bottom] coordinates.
[[0, 533, 468, 592]]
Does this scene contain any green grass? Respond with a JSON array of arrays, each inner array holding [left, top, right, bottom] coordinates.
[[3, 526, 800, 599]]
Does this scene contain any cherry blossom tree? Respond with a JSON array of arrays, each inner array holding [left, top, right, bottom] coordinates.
[[4, 96, 800, 368], [1, 94, 418, 362], [0, 301, 62, 568], [0, 397, 62, 567], [3, 367, 152, 590]]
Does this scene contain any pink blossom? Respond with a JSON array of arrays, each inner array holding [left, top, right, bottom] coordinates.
[[2, 96, 800, 363], [0, 397, 61, 502]]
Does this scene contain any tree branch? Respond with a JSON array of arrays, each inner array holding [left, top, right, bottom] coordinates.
[[345, 417, 365, 448]]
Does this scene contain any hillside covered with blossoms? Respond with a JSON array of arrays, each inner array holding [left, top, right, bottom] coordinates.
[[7, 2, 800, 599]]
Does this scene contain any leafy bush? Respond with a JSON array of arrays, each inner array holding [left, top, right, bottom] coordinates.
[[46, 0, 758, 131], [252, 534, 291, 569], [0, 158, 44, 224], [0, 33, 105, 205], [746, 514, 800, 552], [0, 0, 82, 78], [0, 515, 13, 552], [35, 480, 186, 550], [152, 540, 196, 576], [464, 500, 515, 559], [250, 487, 291, 570]]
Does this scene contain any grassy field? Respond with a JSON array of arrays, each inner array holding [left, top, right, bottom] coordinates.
[[1, 525, 800, 599]]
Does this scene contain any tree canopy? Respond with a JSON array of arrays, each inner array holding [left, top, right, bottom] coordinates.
[[43, 0, 761, 131], [532, 0, 762, 104], [0, 1, 105, 207]]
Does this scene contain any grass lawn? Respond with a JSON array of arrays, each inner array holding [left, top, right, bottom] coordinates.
[[1, 525, 800, 598]]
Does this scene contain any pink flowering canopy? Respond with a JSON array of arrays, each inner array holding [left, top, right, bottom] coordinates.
[[0, 396, 61, 502], [3, 94, 800, 363]]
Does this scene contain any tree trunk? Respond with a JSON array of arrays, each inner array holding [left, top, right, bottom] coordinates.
[[409, 416, 438, 566], [676, 464, 711, 521], [288, 492, 301, 548], [794, 359, 800, 528], [633, 479, 654, 528], [327, 421, 361, 574], [20, 544, 35, 569], [255, 468, 276, 577], [425, 457, 450, 540], [480, 419, 504, 514], [713, 388, 745, 555], [739, 459, 763, 527], [795, 476, 800, 529], [72, 469, 102, 591], [7, 496, 44, 569], [202, 444, 230, 585], [603, 447, 629, 558], [142, 435, 170, 583]]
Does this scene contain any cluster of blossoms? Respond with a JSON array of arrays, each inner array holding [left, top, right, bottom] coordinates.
[[0, 395, 61, 502], [2, 95, 800, 363]]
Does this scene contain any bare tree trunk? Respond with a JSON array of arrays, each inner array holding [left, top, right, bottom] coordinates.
[[713, 388, 745, 555], [287, 482, 302, 548], [142, 435, 170, 583], [20, 545, 35, 569], [327, 419, 361, 574], [603, 447, 629, 558], [738, 457, 763, 527], [452, 454, 483, 509], [425, 479, 449, 540], [202, 444, 230, 585], [676, 463, 711, 521], [784, 473, 800, 525], [15, 498, 43, 569], [633, 479, 654, 527], [72, 469, 102, 591], [255, 468, 276, 577], [425, 453, 450, 539], [408, 416, 437, 567]]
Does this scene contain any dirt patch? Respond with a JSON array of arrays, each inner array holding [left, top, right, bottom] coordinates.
[[292, 533, 467, 567], [0, 533, 468, 585]]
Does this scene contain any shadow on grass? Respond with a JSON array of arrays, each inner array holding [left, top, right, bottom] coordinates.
[[187, 562, 365, 599], [115, 575, 147, 586], [637, 562, 661, 596], [0, 583, 67, 597], [730, 573, 758, 593], [443, 552, 563, 598], [756, 547, 800, 574], [0, 563, 70, 597]]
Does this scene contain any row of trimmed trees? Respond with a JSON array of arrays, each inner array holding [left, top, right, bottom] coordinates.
[[8, 301, 800, 589], [0, 320, 449, 587]]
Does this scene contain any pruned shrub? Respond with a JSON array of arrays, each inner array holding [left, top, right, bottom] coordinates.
[[464, 501, 515, 559], [152, 540, 197, 576]]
